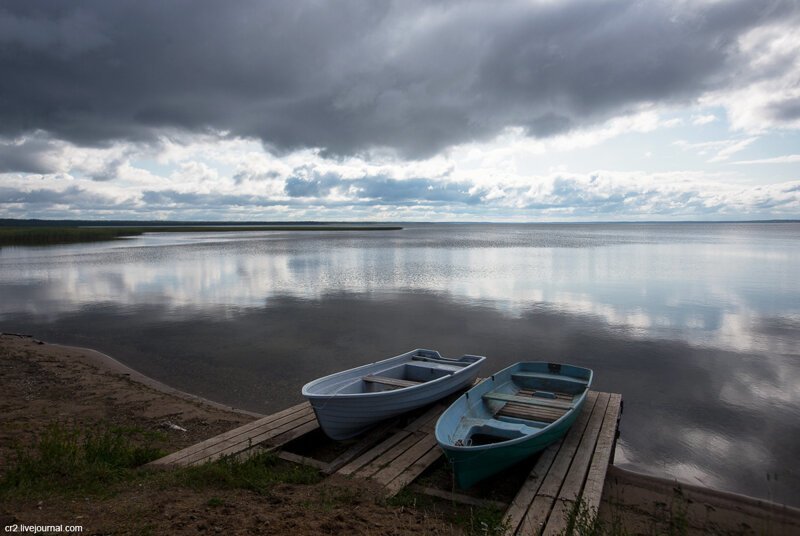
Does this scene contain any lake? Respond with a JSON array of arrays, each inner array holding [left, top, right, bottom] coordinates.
[[1, 222, 798, 506]]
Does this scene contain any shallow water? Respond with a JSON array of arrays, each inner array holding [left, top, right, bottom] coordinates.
[[1, 222, 798, 505]]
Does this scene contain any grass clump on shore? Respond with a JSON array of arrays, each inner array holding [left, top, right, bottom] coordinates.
[[0, 424, 164, 498], [388, 490, 509, 536], [0, 424, 321, 500], [167, 451, 322, 494], [557, 496, 691, 536]]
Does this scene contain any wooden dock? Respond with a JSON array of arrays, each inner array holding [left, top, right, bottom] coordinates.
[[148, 388, 623, 534], [503, 391, 623, 536], [147, 401, 318, 467], [335, 399, 447, 496]]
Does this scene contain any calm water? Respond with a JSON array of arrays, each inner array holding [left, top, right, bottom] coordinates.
[[1, 223, 798, 505]]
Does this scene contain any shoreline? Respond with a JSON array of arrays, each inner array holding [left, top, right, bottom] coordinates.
[[3, 333, 799, 534], [606, 465, 800, 517], [28, 334, 795, 511], [47, 338, 265, 420]]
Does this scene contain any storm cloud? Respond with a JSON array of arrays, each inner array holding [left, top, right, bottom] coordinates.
[[2, 0, 797, 158]]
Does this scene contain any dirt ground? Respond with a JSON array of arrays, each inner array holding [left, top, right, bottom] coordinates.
[[1, 333, 798, 535], [0, 334, 465, 535]]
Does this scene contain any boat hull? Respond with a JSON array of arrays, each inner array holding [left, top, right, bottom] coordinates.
[[441, 400, 583, 489], [435, 361, 592, 489], [302, 349, 485, 440]]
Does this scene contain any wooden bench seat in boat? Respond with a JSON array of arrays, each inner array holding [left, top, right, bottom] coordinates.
[[362, 375, 422, 388], [497, 402, 568, 423], [510, 371, 588, 387], [482, 391, 574, 410]]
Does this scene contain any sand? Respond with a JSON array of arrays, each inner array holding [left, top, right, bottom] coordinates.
[[2, 333, 798, 535]]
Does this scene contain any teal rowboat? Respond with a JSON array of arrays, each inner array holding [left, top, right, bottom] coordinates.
[[435, 362, 592, 489]]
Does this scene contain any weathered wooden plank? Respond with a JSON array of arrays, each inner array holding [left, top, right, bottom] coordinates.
[[402, 402, 448, 433], [148, 402, 313, 467], [261, 418, 320, 449], [323, 421, 397, 474], [385, 444, 443, 497], [483, 392, 573, 410], [177, 411, 318, 466], [502, 442, 561, 536], [338, 430, 412, 476], [373, 433, 438, 487], [355, 432, 422, 478], [277, 451, 330, 470], [227, 418, 322, 464], [514, 392, 600, 536], [498, 404, 566, 422], [503, 391, 598, 536], [510, 371, 588, 387], [176, 408, 315, 465], [581, 393, 622, 513], [556, 394, 610, 501], [148, 402, 312, 466], [362, 375, 422, 388], [518, 389, 573, 401], [542, 393, 610, 536]]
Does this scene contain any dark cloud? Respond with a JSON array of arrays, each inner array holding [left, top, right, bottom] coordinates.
[[0, 0, 796, 164], [767, 97, 800, 122], [0, 137, 58, 174]]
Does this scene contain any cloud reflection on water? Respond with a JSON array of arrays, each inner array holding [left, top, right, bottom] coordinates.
[[0, 224, 798, 504], [1, 225, 798, 355]]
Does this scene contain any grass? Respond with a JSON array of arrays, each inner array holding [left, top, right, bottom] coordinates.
[[0, 424, 321, 501], [165, 451, 322, 494], [463, 505, 509, 536], [0, 424, 165, 498], [387, 490, 509, 536], [0, 224, 403, 246], [560, 500, 616, 536], [558, 494, 692, 536]]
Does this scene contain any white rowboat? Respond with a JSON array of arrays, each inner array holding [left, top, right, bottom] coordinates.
[[302, 349, 486, 440]]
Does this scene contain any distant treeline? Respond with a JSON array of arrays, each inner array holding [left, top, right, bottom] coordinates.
[[0, 227, 143, 246], [0, 223, 403, 247], [0, 219, 385, 227]]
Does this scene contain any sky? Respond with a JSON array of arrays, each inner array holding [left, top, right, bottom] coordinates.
[[1, 0, 799, 222]]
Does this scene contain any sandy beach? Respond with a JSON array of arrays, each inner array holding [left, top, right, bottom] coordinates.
[[2, 333, 798, 535]]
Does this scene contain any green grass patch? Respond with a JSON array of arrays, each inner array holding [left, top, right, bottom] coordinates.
[[461, 505, 509, 536], [387, 491, 508, 536], [165, 451, 323, 494], [0, 424, 165, 498], [1, 424, 322, 501], [206, 496, 225, 507]]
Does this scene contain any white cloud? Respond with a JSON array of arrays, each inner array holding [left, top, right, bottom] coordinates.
[[674, 137, 759, 163], [734, 154, 800, 165], [704, 20, 800, 133], [692, 114, 717, 125], [707, 137, 759, 163]]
